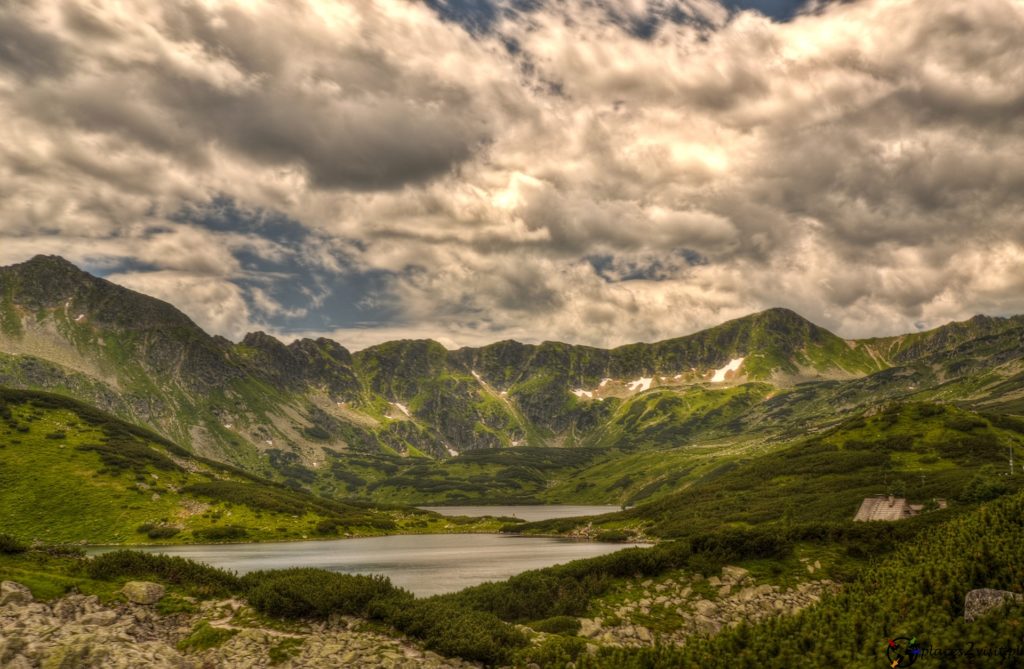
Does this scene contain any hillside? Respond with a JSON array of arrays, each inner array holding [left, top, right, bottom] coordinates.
[[513, 402, 1024, 539], [0, 388, 483, 544], [3, 255, 1024, 507], [578, 485, 1024, 668]]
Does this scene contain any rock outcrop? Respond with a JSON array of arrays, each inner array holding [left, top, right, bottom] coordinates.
[[121, 581, 166, 605], [0, 582, 478, 669], [576, 565, 839, 647], [964, 588, 1024, 622]]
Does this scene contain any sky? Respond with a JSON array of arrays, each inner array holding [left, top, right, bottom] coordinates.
[[1, 0, 1023, 350]]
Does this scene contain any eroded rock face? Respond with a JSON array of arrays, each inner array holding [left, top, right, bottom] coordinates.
[[0, 582, 478, 669], [964, 588, 1024, 622], [122, 581, 166, 605]]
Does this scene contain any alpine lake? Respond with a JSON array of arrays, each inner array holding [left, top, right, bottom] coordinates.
[[95, 505, 644, 596]]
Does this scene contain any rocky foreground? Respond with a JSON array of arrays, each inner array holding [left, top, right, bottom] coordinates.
[[0, 580, 478, 669], [0, 564, 847, 668], [578, 563, 840, 647]]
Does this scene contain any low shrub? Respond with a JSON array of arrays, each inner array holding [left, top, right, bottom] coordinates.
[[146, 526, 181, 539], [177, 621, 238, 652], [596, 529, 632, 542], [193, 525, 249, 541], [367, 596, 528, 664], [0, 533, 27, 554], [528, 615, 582, 635], [243, 568, 399, 618], [515, 634, 588, 666], [85, 550, 240, 596]]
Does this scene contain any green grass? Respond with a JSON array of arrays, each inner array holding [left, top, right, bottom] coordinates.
[[177, 621, 238, 652], [0, 388, 483, 544], [268, 637, 305, 665], [514, 402, 1024, 539]]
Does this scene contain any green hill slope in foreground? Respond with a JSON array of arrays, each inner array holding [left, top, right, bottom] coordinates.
[[575, 488, 1024, 669], [512, 401, 1024, 540], [1, 473, 1022, 668], [0, 388, 490, 544]]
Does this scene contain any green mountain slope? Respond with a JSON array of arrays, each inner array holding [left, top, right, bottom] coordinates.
[[2, 255, 1024, 508], [0, 388, 463, 544], [514, 402, 1024, 538]]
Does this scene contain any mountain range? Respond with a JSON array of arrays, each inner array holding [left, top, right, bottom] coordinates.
[[2, 254, 1023, 506]]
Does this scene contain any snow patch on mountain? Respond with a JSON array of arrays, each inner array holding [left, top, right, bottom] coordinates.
[[710, 357, 745, 383], [627, 377, 653, 392]]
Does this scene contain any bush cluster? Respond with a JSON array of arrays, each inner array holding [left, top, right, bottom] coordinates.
[[0, 533, 28, 554], [193, 525, 249, 541], [241, 569, 527, 664], [85, 550, 240, 597]]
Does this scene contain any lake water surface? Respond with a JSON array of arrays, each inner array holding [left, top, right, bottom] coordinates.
[[418, 504, 621, 522], [117, 506, 638, 596]]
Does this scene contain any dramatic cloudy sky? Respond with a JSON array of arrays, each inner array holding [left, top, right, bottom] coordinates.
[[2, 0, 1023, 349]]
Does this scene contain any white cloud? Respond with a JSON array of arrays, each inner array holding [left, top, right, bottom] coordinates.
[[106, 270, 253, 339], [2, 0, 1024, 347]]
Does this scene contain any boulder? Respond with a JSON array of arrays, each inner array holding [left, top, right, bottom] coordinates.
[[0, 581, 33, 606], [578, 618, 602, 638], [694, 599, 717, 616], [964, 589, 1024, 622], [721, 566, 749, 583], [121, 581, 165, 605]]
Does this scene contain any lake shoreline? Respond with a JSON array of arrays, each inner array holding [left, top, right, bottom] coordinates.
[[83, 528, 653, 549]]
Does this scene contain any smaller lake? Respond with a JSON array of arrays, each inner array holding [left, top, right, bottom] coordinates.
[[126, 534, 644, 596], [418, 505, 621, 522]]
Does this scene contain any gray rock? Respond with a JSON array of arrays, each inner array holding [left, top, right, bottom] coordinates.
[[578, 618, 601, 638], [78, 610, 120, 626], [964, 589, 1024, 622], [721, 566, 749, 583], [735, 587, 758, 602], [0, 581, 33, 607], [121, 581, 165, 605], [694, 599, 717, 616]]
